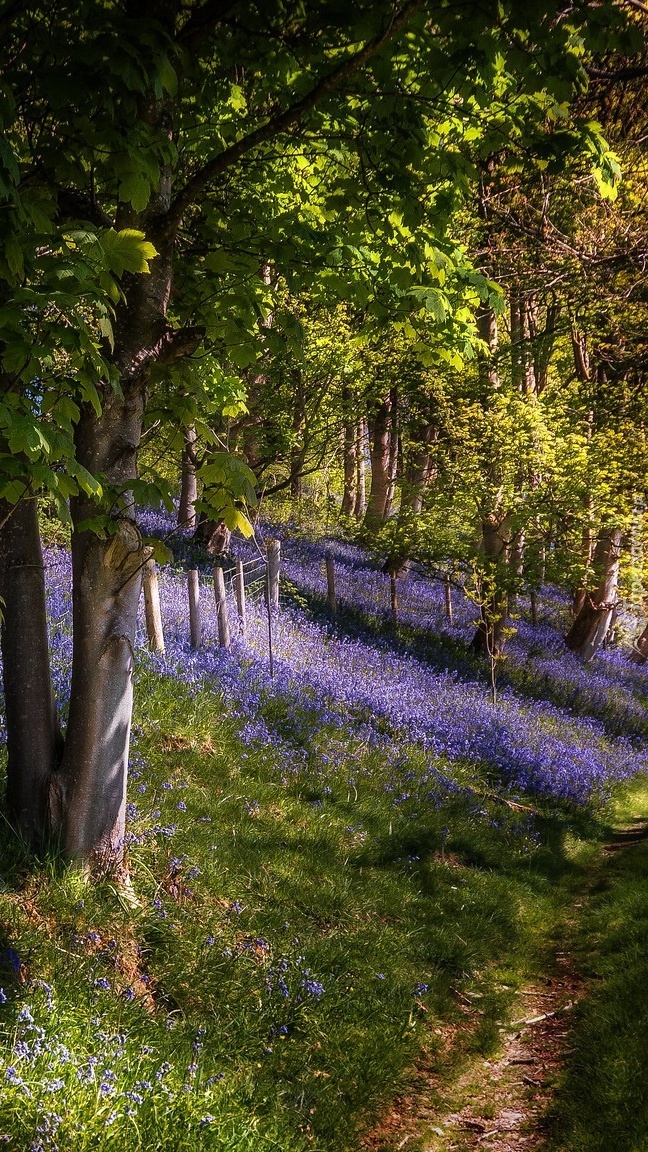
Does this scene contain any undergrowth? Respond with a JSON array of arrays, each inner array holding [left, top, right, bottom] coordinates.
[[0, 667, 598, 1152]]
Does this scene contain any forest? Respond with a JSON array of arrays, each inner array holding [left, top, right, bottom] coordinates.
[[1, 0, 648, 1148]]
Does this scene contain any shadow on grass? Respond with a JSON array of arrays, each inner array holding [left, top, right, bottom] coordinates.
[[545, 837, 648, 1151]]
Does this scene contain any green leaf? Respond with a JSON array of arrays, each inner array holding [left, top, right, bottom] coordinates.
[[71, 462, 103, 498], [101, 229, 158, 276], [118, 172, 151, 213], [145, 538, 174, 565], [222, 506, 254, 538]]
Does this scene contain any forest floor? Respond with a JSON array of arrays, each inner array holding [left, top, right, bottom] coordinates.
[[2, 523, 648, 1150], [362, 957, 583, 1152], [363, 813, 648, 1152]]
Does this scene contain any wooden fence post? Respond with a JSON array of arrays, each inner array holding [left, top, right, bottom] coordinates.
[[444, 573, 453, 624], [326, 554, 336, 615], [143, 556, 165, 654], [235, 559, 246, 637], [188, 569, 201, 649], [213, 564, 231, 648], [266, 539, 280, 609]]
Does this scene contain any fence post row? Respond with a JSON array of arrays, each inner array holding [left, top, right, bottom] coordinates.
[[143, 555, 165, 655]]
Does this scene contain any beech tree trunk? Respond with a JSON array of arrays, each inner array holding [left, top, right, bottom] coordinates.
[[0, 495, 60, 844], [365, 396, 393, 526], [510, 288, 536, 394], [178, 424, 198, 528], [341, 386, 358, 515], [630, 622, 648, 663], [401, 423, 437, 514], [290, 368, 306, 501], [476, 305, 499, 389], [385, 386, 399, 517], [565, 528, 622, 661], [354, 417, 367, 519], [56, 394, 148, 866], [188, 569, 202, 649]]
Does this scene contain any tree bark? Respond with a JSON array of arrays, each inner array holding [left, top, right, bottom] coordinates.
[[354, 417, 367, 519], [188, 569, 202, 648], [385, 385, 399, 517], [401, 422, 437, 514], [59, 511, 144, 866], [630, 622, 648, 663], [365, 395, 393, 526], [178, 424, 198, 528], [0, 495, 60, 844], [565, 527, 622, 661], [510, 288, 536, 394], [476, 305, 499, 389], [340, 386, 357, 515], [290, 368, 305, 501]]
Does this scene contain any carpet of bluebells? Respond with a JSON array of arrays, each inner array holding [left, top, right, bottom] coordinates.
[[0, 511, 647, 1151], [135, 508, 648, 809]]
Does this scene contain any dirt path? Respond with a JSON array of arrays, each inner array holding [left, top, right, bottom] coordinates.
[[362, 822, 648, 1152], [362, 959, 582, 1152]]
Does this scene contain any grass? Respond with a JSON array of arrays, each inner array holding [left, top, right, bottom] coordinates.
[[0, 659, 609, 1152], [544, 777, 648, 1152]]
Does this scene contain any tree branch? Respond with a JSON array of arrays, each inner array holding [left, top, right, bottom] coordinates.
[[167, 0, 423, 226], [177, 0, 239, 50], [588, 64, 648, 81], [618, 0, 648, 14]]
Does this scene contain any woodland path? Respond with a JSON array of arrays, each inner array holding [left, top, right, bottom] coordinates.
[[361, 819, 648, 1152]]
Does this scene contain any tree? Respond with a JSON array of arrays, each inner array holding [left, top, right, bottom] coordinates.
[[0, 0, 631, 868]]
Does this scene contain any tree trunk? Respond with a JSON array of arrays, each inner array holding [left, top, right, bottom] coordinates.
[[188, 569, 202, 648], [178, 424, 198, 528], [59, 513, 144, 866], [510, 289, 536, 394], [470, 513, 511, 657], [565, 528, 622, 662], [0, 495, 60, 844], [365, 396, 392, 526], [290, 368, 305, 501], [476, 305, 499, 389], [401, 423, 437, 514], [385, 386, 399, 517], [630, 622, 648, 664], [341, 386, 357, 515], [572, 429, 594, 617], [354, 417, 367, 519]]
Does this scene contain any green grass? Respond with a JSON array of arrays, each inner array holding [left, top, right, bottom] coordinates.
[[545, 780, 648, 1152], [0, 666, 633, 1151]]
